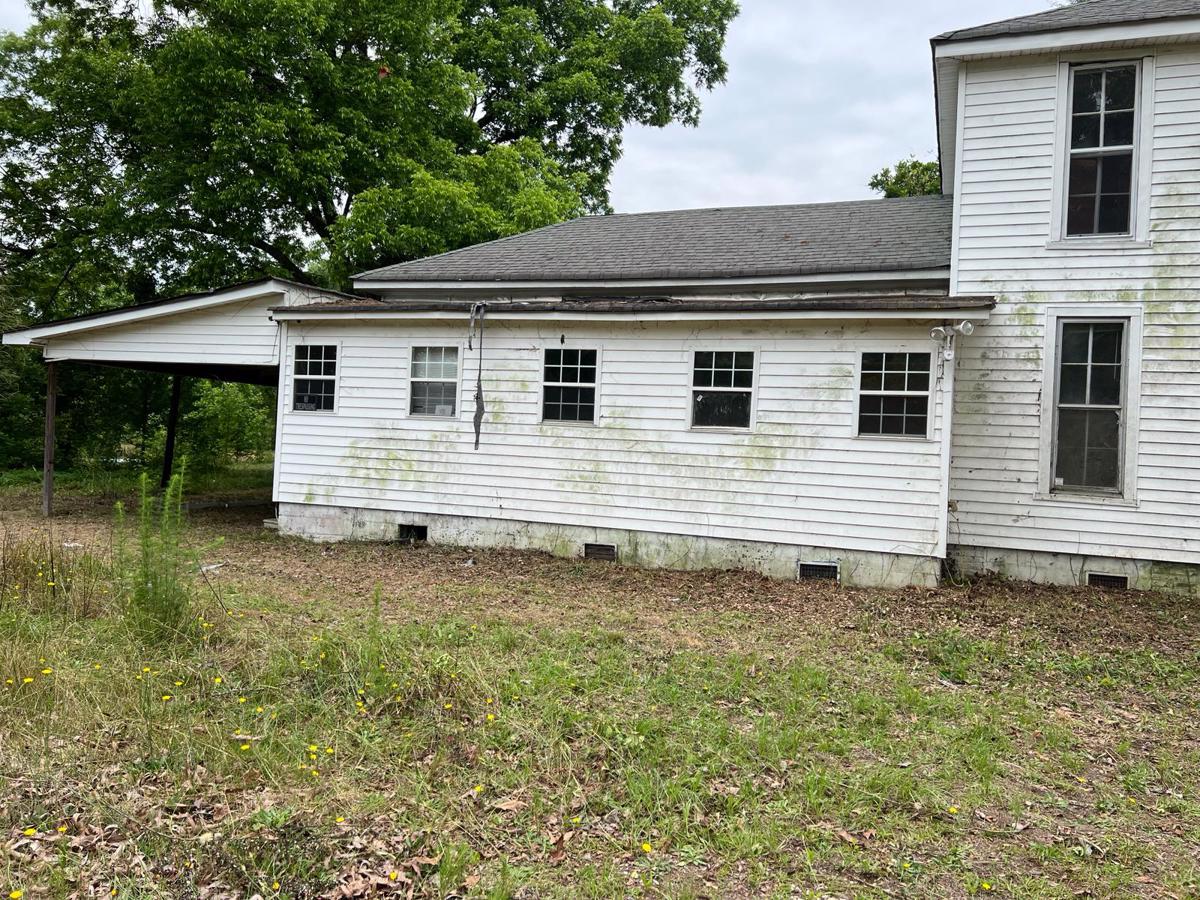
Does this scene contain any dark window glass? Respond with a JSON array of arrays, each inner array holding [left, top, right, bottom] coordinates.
[[293, 345, 337, 410], [543, 348, 598, 422], [692, 391, 752, 429], [858, 352, 932, 437], [1067, 65, 1137, 237], [1055, 322, 1125, 492], [410, 381, 457, 417], [690, 351, 754, 428]]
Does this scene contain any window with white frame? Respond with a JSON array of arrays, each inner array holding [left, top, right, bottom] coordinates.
[[691, 351, 754, 429], [409, 346, 459, 417], [293, 344, 337, 411], [857, 352, 931, 437], [542, 348, 597, 423], [1053, 321, 1126, 492], [1066, 63, 1138, 237]]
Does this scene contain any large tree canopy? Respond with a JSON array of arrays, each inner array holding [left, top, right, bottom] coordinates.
[[1, 0, 738, 300], [0, 0, 737, 469]]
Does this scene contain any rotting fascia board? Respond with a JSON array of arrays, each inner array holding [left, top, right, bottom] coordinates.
[[271, 308, 994, 325], [351, 269, 951, 294], [933, 17, 1200, 60], [1, 282, 291, 346]]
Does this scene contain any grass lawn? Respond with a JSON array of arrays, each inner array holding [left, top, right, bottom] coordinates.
[[0, 477, 1197, 898]]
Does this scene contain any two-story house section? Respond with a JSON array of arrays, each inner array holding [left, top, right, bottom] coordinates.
[[935, 0, 1200, 592]]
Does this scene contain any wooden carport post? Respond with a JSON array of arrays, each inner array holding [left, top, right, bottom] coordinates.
[[160, 374, 182, 488], [42, 361, 58, 517]]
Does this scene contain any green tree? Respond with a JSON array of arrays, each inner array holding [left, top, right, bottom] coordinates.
[[868, 157, 942, 198], [0, 0, 738, 468]]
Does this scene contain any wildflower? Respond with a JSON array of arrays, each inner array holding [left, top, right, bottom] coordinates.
[[335, 816, 345, 823], [307, 744, 318, 752], [310, 769, 320, 777], [46, 582, 54, 587], [174, 680, 183, 686], [487, 713, 496, 722], [161, 695, 173, 702], [4, 679, 12, 685], [240, 744, 251, 751], [255, 706, 264, 713], [11, 890, 25, 899], [474, 785, 483, 793], [325, 747, 334, 754], [485, 697, 493, 704], [142, 667, 151, 673], [213, 676, 222, 684], [272, 884, 280, 892], [389, 871, 398, 881], [92, 664, 102, 670], [642, 842, 653, 853], [570, 816, 581, 825], [981, 882, 993, 892], [56, 825, 67, 834], [22, 677, 33, 684], [444, 702, 453, 710], [238, 696, 247, 704], [40, 668, 52, 675], [948, 806, 959, 815], [22, 827, 36, 836]]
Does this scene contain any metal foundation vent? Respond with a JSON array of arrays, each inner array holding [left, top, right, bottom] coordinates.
[[1087, 572, 1130, 591], [396, 524, 428, 544], [583, 543, 618, 562], [796, 561, 840, 582]]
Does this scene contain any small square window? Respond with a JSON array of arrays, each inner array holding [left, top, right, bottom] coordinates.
[[692, 351, 754, 429], [292, 345, 337, 411], [543, 348, 598, 423], [410, 347, 459, 416], [858, 352, 931, 438]]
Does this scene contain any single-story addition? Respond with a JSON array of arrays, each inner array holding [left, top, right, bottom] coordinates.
[[8, 0, 1200, 594]]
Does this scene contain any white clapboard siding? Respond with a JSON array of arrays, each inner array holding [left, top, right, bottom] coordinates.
[[277, 319, 951, 557], [950, 47, 1200, 565], [40, 294, 284, 366]]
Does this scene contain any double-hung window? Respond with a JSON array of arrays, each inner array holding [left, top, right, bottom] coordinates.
[[857, 352, 931, 438], [293, 344, 337, 412], [410, 346, 459, 417], [543, 349, 597, 423], [1066, 63, 1138, 237], [1053, 321, 1125, 493], [691, 351, 754, 429]]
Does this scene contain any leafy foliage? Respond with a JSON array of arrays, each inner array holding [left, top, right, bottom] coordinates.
[[868, 156, 942, 198], [0, 0, 737, 468]]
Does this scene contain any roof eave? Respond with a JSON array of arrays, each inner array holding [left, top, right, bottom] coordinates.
[[933, 15, 1200, 59]]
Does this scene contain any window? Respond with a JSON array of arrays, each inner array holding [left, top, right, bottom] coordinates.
[[410, 346, 459, 417], [692, 351, 754, 429], [858, 352, 931, 437], [293, 344, 336, 411], [1066, 64, 1138, 236], [543, 348, 597, 423], [1053, 321, 1125, 492]]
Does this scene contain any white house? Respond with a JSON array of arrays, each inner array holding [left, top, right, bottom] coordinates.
[[6, 0, 1200, 594]]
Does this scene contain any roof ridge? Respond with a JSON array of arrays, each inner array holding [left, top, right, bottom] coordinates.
[[935, 0, 1199, 43]]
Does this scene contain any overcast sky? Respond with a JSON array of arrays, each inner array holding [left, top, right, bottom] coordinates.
[[0, 0, 1059, 213]]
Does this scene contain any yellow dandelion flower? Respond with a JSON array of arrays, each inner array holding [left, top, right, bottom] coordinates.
[[473, 785, 483, 793], [272, 883, 280, 892], [238, 696, 247, 704], [307, 744, 318, 752], [255, 706, 264, 713], [22, 827, 36, 836], [981, 882, 993, 892], [5, 679, 13, 685], [641, 842, 652, 853], [485, 697, 493, 704], [213, 676, 222, 684], [486, 713, 495, 722], [325, 747, 334, 754], [948, 806, 959, 814], [142, 667, 151, 673], [240, 743, 251, 751], [11, 890, 25, 899], [92, 663, 101, 670], [334, 816, 345, 823], [444, 702, 453, 710], [161, 695, 173, 702], [56, 824, 67, 833], [310, 769, 320, 777], [22, 677, 33, 684], [41, 668, 52, 675], [570, 816, 581, 824], [389, 871, 399, 881], [174, 680, 183, 686]]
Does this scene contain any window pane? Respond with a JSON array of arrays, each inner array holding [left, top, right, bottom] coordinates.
[[907, 371, 930, 392], [1091, 323, 1123, 363], [1097, 194, 1131, 234], [294, 378, 335, 412], [693, 368, 713, 388], [580, 349, 597, 367], [1071, 114, 1101, 149], [1099, 153, 1132, 194], [410, 381, 457, 416], [1059, 363, 1088, 404], [884, 371, 906, 391], [1073, 70, 1103, 113], [544, 385, 596, 422], [859, 395, 883, 416], [862, 353, 884, 371], [1061, 324, 1091, 363], [694, 351, 713, 369], [1068, 156, 1098, 194], [1067, 195, 1097, 236], [861, 371, 883, 391], [1056, 399, 1121, 490], [1103, 111, 1134, 147], [712, 367, 734, 388], [908, 353, 931, 374], [692, 391, 751, 428], [1090, 364, 1122, 406], [714, 351, 734, 370], [734, 351, 754, 370], [1105, 67, 1137, 111]]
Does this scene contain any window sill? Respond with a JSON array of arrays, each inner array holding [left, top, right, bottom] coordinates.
[[290, 408, 338, 415], [1045, 238, 1152, 251], [690, 426, 754, 434], [540, 419, 598, 427], [407, 413, 460, 422], [1033, 491, 1138, 508], [855, 433, 934, 442]]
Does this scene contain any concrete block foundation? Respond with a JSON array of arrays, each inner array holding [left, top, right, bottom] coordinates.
[[950, 544, 1200, 596], [276, 502, 941, 589]]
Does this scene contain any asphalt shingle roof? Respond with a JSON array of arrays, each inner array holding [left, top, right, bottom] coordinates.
[[354, 195, 954, 284], [936, 0, 1200, 43]]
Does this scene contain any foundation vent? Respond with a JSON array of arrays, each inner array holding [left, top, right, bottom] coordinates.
[[797, 561, 840, 582], [583, 543, 618, 562], [1087, 572, 1129, 591], [396, 524, 428, 544]]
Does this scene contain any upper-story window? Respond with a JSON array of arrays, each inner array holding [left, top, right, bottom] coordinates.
[[1066, 63, 1138, 237]]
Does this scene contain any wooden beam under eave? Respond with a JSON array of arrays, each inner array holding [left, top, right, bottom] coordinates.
[[42, 361, 57, 518]]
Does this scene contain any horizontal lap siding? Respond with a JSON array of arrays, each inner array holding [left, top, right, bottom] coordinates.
[[951, 50, 1200, 564], [41, 296, 281, 365], [277, 320, 949, 557]]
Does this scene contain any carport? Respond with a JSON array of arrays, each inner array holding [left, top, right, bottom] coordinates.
[[1, 278, 359, 515]]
